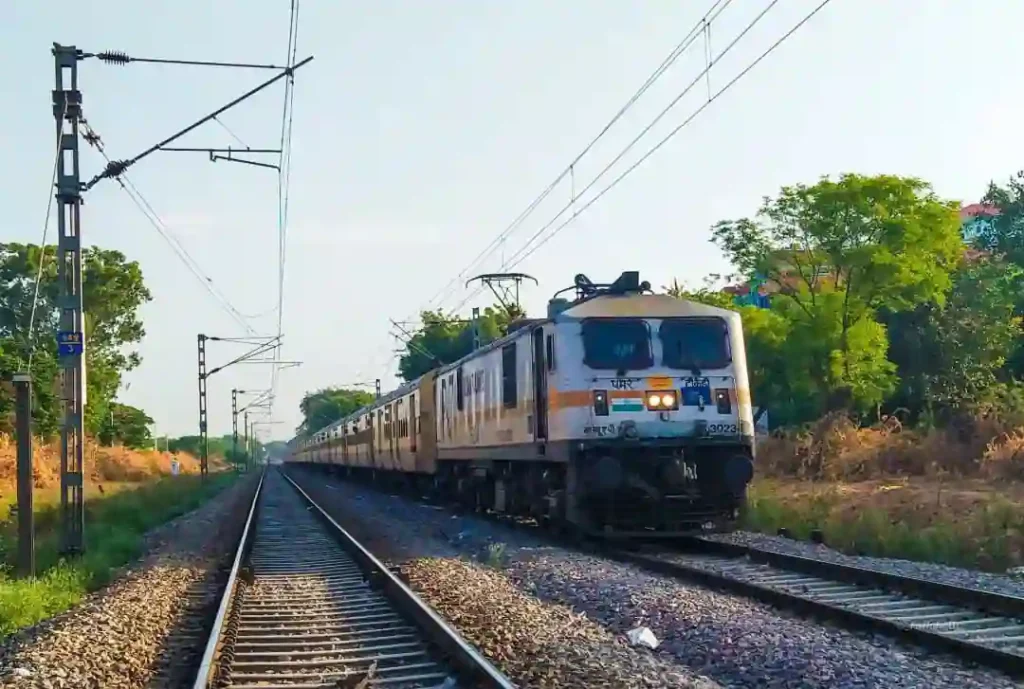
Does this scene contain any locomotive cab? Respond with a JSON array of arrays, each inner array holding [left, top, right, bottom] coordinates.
[[549, 274, 755, 536]]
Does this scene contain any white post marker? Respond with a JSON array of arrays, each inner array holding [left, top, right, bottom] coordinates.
[[170, 458, 180, 476]]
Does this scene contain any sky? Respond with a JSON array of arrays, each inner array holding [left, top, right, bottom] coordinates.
[[3, 1, 1023, 442]]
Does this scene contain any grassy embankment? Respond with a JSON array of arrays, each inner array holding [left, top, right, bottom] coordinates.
[[0, 435, 234, 635], [743, 413, 1024, 573]]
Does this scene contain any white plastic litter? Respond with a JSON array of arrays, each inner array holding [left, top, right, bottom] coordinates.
[[625, 626, 660, 649]]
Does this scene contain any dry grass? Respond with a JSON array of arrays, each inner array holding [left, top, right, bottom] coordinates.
[[0, 434, 205, 492], [756, 411, 1024, 482], [743, 479, 1024, 572], [748, 412, 1024, 571]]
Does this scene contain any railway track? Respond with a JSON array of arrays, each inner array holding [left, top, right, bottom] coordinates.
[[192, 469, 514, 689], [608, 539, 1024, 678]]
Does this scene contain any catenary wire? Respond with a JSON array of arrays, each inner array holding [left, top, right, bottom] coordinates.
[[446, 0, 786, 315], [503, 0, 837, 272], [26, 98, 68, 369], [419, 0, 738, 316]]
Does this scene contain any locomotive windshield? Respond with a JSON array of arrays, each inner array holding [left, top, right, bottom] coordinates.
[[581, 318, 653, 370], [659, 317, 730, 371]]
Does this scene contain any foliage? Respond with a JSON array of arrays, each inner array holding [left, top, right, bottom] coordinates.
[[707, 174, 962, 423], [0, 243, 152, 439], [884, 257, 1024, 421], [662, 276, 738, 310], [167, 434, 258, 459], [742, 479, 1024, 573], [0, 473, 235, 636], [975, 170, 1024, 265], [397, 305, 524, 382], [96, 403, 154, 449], [297, 387, 376, 435]]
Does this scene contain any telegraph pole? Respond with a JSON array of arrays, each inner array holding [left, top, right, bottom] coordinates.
[[231, 388, 240, 470], [45, 44, 313, 551], [53, 44, 86, 556], [244, 411, 250, 472], [197, 334, 209, 477]]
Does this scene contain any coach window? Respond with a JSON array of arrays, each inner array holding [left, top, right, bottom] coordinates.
[[456, 368, 465, 411], [502, 342, 518, 408], [410, 393, 417, 435], [546, 333, 555, 371]]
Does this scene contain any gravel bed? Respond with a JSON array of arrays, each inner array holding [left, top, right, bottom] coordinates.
[[292, 469, 718, 688], [0, 473, 258, 689], [705, 530, 1024, 597], [404, 557, 720, 688], [289, 467, 1021, 689]]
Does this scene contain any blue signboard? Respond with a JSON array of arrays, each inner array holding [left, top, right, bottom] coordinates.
[[57, 330, 84, 357]]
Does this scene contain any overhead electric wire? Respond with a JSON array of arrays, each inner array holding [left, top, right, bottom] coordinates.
[[502, 0, 836, 273], [420, 0, 737, 316], [26, 99, 68, 369], [489, 0, 783, 280], [270, 0, 301, 419], [117, 175, 259, 335], [82, 119, 259, 334]]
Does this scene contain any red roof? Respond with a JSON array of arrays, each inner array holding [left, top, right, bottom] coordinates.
[[961, 203, 1000, 219]]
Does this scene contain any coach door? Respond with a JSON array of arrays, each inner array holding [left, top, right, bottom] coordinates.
[[532, 327, 548, 441]]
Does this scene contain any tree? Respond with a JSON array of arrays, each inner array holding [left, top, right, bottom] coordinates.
[[0, 243, 153, 438], [975, 170, 1024, 264], [397, 304, 523, 381], [884, 257, 1024, 420], [297, 387, 376, 435], [709, 174, 962, 420], [97, 402, 154, 449]]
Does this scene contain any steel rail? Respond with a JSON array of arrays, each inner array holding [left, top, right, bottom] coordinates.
[[607, 541, 1024, 678], [282, 472, 515, 689], [193, 468, 513, 688], [192, 470, 265, 689]]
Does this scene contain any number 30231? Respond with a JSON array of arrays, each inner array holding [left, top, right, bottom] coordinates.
[[707, 423, 738, 434]]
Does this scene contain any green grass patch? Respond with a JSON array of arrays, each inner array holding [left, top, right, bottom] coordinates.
[[0, 472, 236, 636], [741, 481, 1024, 573]]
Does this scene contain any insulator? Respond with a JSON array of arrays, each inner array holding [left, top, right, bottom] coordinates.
[[104, 160, 130, 179], [96, 51, 130, 65]]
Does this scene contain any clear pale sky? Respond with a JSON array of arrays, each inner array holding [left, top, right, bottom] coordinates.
[[3, 1, 1022, 441]]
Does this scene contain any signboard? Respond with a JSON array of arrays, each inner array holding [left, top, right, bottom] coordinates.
[[57, 331, 84, 357], [170, 458, 180, 476]]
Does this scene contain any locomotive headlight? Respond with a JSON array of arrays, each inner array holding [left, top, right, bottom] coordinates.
[[645, 391, 679, 410]]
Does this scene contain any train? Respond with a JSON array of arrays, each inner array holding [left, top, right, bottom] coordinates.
[[288, 271, 755, 537]]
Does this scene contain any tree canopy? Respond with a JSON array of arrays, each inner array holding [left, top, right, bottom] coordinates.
[[703, 174, 964, 424], [0, 243, 153, 438], [397, 305, 523, 381], [297, 387, 376, 435]]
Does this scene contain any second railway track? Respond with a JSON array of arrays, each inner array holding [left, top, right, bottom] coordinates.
[[609, 538, 1024, 678], [192, 469, 513, 689]]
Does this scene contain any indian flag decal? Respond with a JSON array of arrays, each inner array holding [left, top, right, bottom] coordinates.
[[611, 397, 645, 412]]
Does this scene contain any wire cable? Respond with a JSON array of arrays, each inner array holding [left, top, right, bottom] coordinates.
[[445, 0, 784, 316], [270, 0, 301, 420], [503, 0, 836, 273], [420, 0, 737, 315], [26, 99, 68, 369]]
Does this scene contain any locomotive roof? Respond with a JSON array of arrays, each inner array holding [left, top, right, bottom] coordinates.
[[560, 292, 740, 320]]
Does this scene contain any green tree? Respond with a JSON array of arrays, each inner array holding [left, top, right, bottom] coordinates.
[[298, 387, 376, 435], [709, 174, 962, 421], [0, 243, 153, 437], [397, 304, 524, 381], [97, 402, 154, 449], [884, 257, 1024, 420], [975, 170, 1024, 264]]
